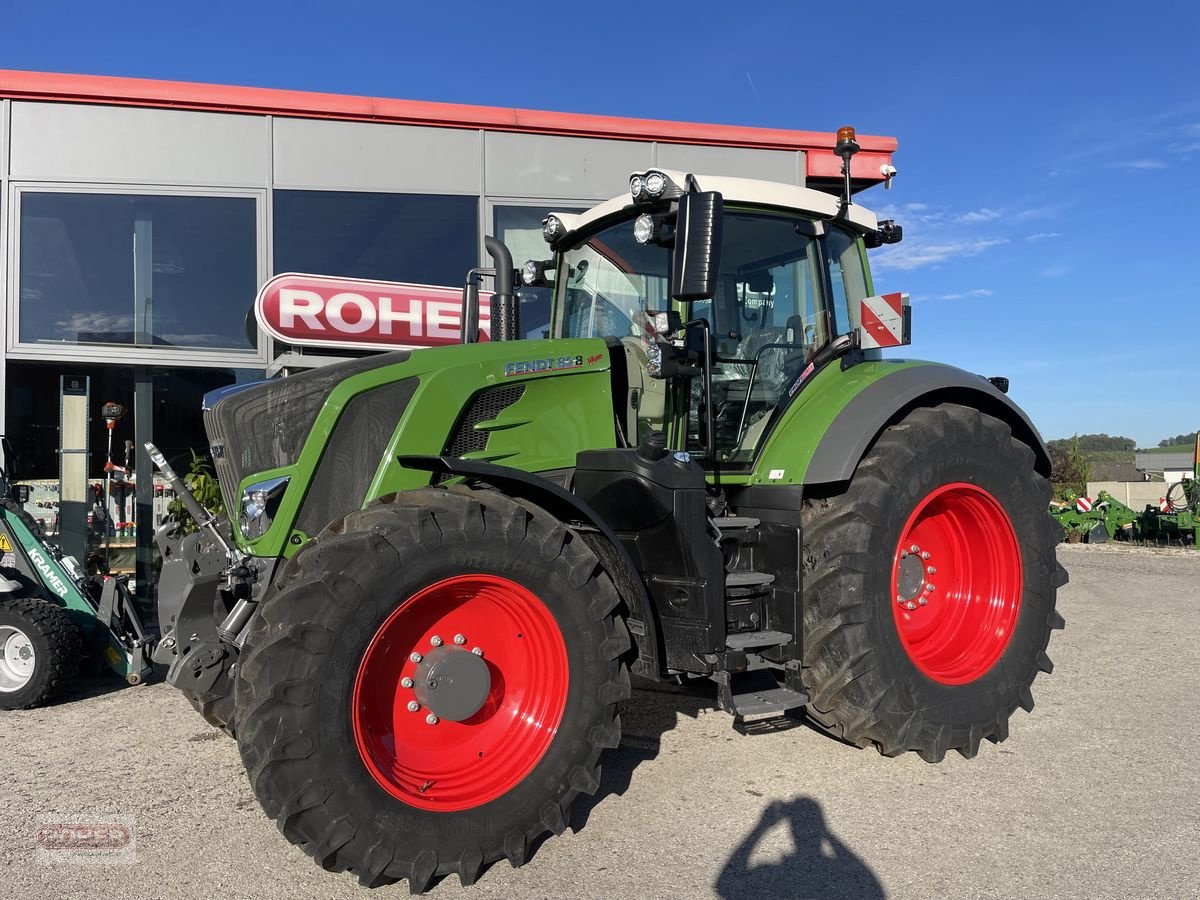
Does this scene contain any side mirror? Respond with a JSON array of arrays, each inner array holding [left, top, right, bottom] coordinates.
[[671, 191, 723, 302]]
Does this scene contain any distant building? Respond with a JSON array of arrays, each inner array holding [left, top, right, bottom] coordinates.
[[1135, 451, 1194, 483]]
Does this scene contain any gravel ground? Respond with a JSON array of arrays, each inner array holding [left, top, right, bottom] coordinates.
[[2, 544, 1197, 900]]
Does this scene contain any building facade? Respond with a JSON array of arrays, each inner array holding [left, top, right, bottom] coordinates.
[[0, 69, 896, 593]]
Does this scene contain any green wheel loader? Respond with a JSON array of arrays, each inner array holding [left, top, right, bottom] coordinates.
[[0, 438, 154, 709], [152, 132, 1066, 891]]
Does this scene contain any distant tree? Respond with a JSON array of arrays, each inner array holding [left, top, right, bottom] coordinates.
[[1158, 431, 1198, 448], [1047, 433, 1135, 453], [1050, 437, 1092, 498]]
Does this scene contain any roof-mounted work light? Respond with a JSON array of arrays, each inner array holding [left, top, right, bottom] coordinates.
[[630, 170, 681, 203]]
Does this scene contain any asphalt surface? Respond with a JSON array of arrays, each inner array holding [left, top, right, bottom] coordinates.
[[1, 543, 1197, 900]]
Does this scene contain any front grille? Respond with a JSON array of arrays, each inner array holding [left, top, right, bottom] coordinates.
[[443, 385, 526, 457], [205, 350, 411, 513], [295, 378, 419, 536]]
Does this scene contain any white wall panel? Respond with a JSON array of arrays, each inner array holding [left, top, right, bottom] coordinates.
[[273, 118, 481, 193], [485, 132, 652, 200], [655, 144, 802, 184], [9, 102, 268, 185]]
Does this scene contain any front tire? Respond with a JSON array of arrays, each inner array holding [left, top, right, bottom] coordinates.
[[800, 403, 1066, 761], [233, 488, 629, 891], [0, 596, 81, 710]]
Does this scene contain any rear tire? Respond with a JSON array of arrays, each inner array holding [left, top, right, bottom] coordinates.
[[233, 487, 629, 891], [800, 403, 1066, 761], [0, 596, 81, 710]]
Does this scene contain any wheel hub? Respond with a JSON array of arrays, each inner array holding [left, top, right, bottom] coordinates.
[[410, 644, 492, 722], [0, 625, 36, 692], [891, 483, 1022, 685]]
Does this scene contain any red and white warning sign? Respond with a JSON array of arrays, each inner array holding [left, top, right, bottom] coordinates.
[[255, 273, 491, 352], [1159, 498, 1171, 513], [858, 292, 910, 349], [1075, 497, 1093, 513]]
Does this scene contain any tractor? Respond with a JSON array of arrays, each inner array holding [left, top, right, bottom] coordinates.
[[151, 128, 1066, 892], [0, 437, 154, 709]]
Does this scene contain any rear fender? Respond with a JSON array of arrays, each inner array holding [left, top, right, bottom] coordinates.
[[805, 364, 1052, 486]]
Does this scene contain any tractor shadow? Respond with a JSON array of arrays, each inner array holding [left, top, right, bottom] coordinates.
[[713, 796, 885, 900], [566, 677, 806, 835], [567, 676, 721, 833]]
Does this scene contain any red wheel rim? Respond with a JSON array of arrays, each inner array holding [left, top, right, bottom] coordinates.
[[890, 483, 1022, 685], [352, 574, 568, 811]]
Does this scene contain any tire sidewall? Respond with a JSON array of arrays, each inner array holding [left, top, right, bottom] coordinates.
[[856, 426, 1053, 709], [292, 526, 610, 852], [0, 600, 61, 708]]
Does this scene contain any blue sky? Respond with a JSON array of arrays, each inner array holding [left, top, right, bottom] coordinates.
[[4, 1, 1197, 446]]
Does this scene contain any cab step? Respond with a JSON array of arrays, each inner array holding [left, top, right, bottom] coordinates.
[[712, 516, 761, 531], [714, 669, 809, 718], [725, 630, 792, 651], [725, 569, 775, 598]]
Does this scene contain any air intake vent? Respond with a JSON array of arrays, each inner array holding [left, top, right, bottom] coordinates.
[[444, 385, 526, 457]]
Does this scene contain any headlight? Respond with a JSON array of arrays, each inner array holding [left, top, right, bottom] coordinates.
[[239, 475, 289, 540], [644, 171, 667, 198], [521, 259, 553, 287], [629, 175, 645, 201], [633, 213, 656, 245], [542, 215, 564, 243]]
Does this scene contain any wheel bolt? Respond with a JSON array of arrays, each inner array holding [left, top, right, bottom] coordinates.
[[918, 597, 927, 606], [407, 700, 420, 712], [900, 550, 909, 559], [926, 583, 935, 592], [430, 635, 443, 647], [896, 596, 907, 607], [401, 677, 414, 689], [426, 713, 439, 725], [472, 647, 484, 657], [927, 566, 936, 575], [911, 544, 920, 553], [453, 634, 466, 645], [921, 551, 931, 560], [410, 652, 423, 663], [905, 601, 917, 610]]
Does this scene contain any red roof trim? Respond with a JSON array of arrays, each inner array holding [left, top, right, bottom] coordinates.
[[0, 70, 897, 167]]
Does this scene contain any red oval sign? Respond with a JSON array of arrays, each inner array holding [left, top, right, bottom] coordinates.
[[255, 273, 492, 351]]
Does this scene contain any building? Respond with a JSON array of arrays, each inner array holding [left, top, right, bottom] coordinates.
[[1134, 449, 1195, 484], [0, 69, 897, 592]]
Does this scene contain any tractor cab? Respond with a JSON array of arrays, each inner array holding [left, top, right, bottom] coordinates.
[[526, 166, 903, 468]]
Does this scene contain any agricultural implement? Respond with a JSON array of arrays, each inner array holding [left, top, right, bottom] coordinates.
[[151, 129, 1066, 891], [1049, 491, 1138, 543], [1138, 444, 1200, 547], [0, 437, 154, 709]]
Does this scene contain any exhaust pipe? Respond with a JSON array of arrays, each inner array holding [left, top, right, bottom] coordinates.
[[460, 236, 518, 344]]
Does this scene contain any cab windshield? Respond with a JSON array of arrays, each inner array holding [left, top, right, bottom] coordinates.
[[555, 209, 870, 464]]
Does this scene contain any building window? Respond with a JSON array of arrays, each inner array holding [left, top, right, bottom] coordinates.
[[273, 191, 478, 287], [18, 192, 258, 351], [493, 205, 586, 340]]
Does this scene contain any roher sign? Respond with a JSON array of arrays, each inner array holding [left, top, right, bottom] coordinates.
[[255, 273, 492, 351]]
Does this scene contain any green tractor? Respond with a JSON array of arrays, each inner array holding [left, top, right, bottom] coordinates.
[[152, 134, 1066, 891], [0, 438, 154, 709]]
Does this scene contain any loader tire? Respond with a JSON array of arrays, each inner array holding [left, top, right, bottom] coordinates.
[[0, 596, 81, 710], [233, 487, 630, 891], [800, 402, 1066, 762]]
